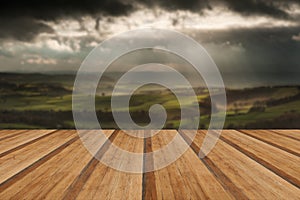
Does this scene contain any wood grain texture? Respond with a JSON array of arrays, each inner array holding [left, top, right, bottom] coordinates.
[[0, 129, 56, 157], [271, 129, 300, 141], [75, 130, 143, 200], [0, 130, 114, 199], [143, 133, 157, 200], [0, 129, 299, 200], [221, 130, 300, 187], [178, 130, 248, 199], [152, 130, 233, 200], [181, 130, 300, 199], [0, 130, 28, 141], [239, 129, 300, 157], [0, 130, 76, 185]]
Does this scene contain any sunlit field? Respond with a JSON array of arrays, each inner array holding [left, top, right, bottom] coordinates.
[[1, 72, 300, 129]]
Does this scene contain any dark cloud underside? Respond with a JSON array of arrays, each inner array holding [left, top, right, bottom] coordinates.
[[221, 0, 288, 18], [0, 0, 299, 41], [137, 0, 300, 18], [1, 0, 299, 19], [191, 26, 300, 71], [136, 0, 211, 11], [0, 0, 134, 20], [0, 18, 54, 41], [0, 0, 133, 41]]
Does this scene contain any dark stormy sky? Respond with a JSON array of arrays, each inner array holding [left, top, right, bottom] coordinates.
[[0, 0, 299, 86]]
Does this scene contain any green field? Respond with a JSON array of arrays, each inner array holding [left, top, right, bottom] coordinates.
[[1, 73, 300, 129]]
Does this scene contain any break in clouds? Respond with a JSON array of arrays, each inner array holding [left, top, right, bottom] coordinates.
[[0, 0, 299, 87]]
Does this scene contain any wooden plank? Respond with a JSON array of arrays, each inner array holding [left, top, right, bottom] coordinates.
[[181, 130, 300, 199], [62, 130, 117, 200], [178, 130, 248, 200], [0, 130, 28, 140], [0, 130, 76, 185], [108, 131, 143, 200], [0, 130, 19, 136], [220, 130, 300, 187], [75, 130, 144, 200], [0, 130, 114, 199], [152, 130, 232, 200], [239, 130, 300, 157], [271, 130, 300, 141], [0, 129, 56, 157], [74, 131, 122, 200], [152, 131, 191, 200], [143, 131, 158, 200], [0, 129, 299, 199]]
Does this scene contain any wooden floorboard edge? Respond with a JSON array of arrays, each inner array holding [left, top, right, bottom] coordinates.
[[0, 130, 59, 158], [1, 129, 299, 199], [0, 135, 79, 191], [177, 130, 247, 200], [269, 130, 300, 142], [201, 157, 249, 200], [219, 135, 300, 188], [0, 130, 31, 141], [237, 130, 300, 157], [62, 130, 119, 200], [142, 133, 157, 200]]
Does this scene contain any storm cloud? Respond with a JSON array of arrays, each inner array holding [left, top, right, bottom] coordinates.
[[0, 0, 134, 20], [220, 0, 289, 18], [0, 0, 299, 41], [0, 0, 134, 41], [0, 0, 299, 87], [0, 18, 54, 41]]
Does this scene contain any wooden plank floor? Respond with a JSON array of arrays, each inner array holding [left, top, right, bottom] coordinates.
[[0, 130, 299, 199]]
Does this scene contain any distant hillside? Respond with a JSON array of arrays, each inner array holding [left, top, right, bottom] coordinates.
[[1, 72, 300, 129], [0, 72, 114, 85]]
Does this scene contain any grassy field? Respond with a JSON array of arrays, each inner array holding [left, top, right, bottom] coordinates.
[[1, 72, 300, 129]]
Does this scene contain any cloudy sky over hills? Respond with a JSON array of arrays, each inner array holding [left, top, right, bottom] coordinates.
[[0, 0, 299, 86]]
